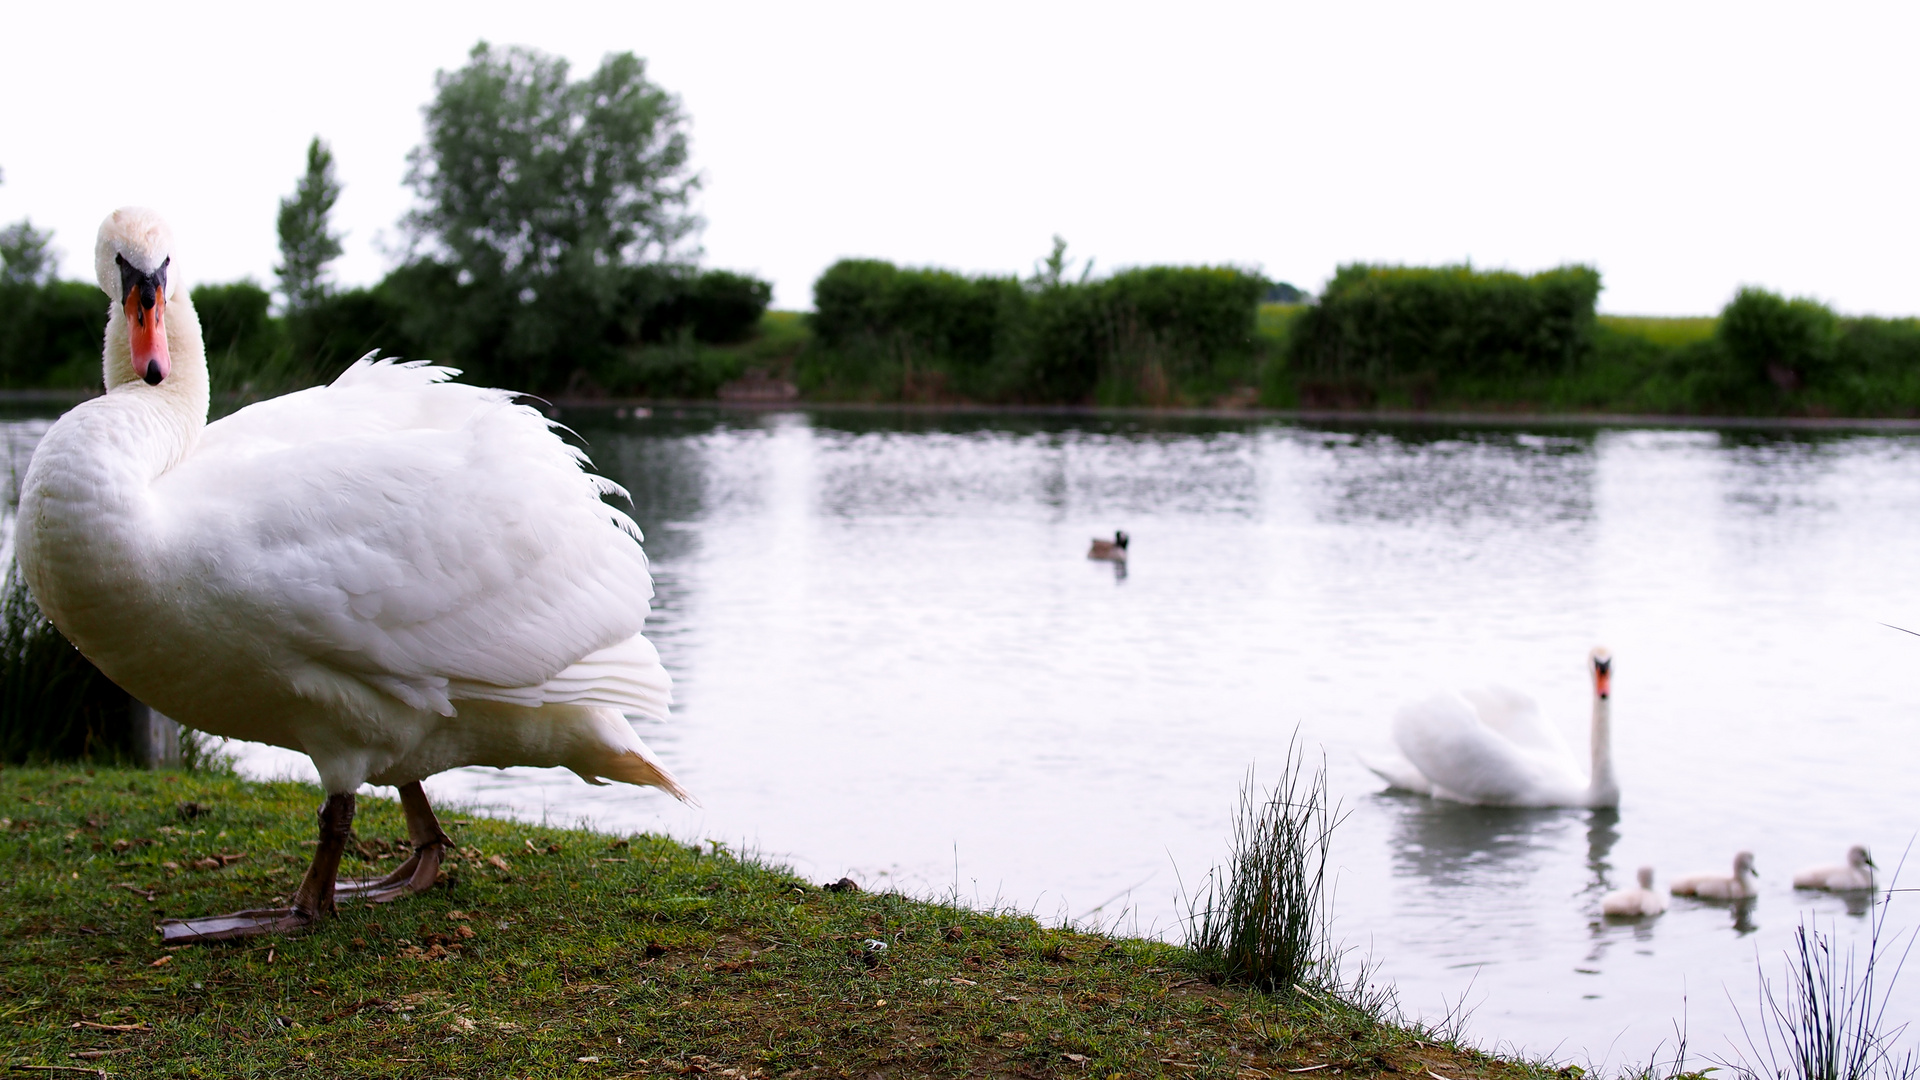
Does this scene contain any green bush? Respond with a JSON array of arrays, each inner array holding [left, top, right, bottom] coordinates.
[[0, 280, 105, 388], [1717, 286, 1840, 392], [1289, 263, 1601, 392], [192, 280, 285, 386], [664, 270, 773, 345], [805, 257, 1265, 404], [0, 565, 135, 765]]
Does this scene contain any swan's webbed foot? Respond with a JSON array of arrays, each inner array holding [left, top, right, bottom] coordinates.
[[335, 781, 449, 903], [159, 907, 316, 942], [157, 792, 355, 945]]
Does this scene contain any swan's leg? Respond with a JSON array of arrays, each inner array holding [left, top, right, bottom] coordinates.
[[158, 793, 356, 943], [335, 782, 450, 903]]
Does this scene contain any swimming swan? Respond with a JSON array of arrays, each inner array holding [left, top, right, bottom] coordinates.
[[1363, 648, 1619, 808], [1793, 845, 1875, 891], [16, 209, 693, 943], [1601, 866, 1668, 917], [1670, 852, 1759, 900]]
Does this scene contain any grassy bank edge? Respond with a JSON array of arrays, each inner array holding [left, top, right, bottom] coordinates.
[[0, 765, 1581, 1080]]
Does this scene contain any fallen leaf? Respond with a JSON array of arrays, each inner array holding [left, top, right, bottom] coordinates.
[[1064, 1053, 1089, 1063], [446, 910, 471, 921], [488, 855, 511, 873], [148, 955, 171, 967]]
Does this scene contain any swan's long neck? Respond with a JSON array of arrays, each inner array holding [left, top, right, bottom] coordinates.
[[17, 289, 209, 636], [102, 288, 210, 445], [1586, 690, 1618, 807]]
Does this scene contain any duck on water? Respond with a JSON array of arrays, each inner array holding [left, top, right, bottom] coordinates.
[[16, 208, 693, 942]]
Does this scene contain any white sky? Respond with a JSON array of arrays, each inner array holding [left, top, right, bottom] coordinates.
[[3, 0, 1917, 315]]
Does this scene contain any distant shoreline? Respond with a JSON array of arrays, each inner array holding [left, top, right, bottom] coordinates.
[[547, 397, 1920, 432], [7, 389, 1920, 432]]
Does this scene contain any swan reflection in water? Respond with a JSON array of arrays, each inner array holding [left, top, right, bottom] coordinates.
[[1381, 793, 1599, 890]]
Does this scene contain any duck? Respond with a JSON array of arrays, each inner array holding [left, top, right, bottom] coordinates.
[[1670, 852, 1759, 900], [1088, 530, 1129, 561], [1793, 845, 1876, 891], [15, 208, 692, 943], [1362, 648, 1619, 808], [1600, 866, 1668, 917]]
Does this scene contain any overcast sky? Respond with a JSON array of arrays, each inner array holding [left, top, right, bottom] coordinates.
[[3, 0, 1916, 314]]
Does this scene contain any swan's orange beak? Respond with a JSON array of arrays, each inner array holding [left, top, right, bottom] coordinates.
[[118, 254, 170, 385], [1593, 668, 1610, 699]]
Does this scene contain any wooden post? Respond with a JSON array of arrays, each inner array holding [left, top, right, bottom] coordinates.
[[130, 700, 181, 770]]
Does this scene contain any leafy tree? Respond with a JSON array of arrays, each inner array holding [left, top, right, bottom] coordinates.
[[401, 41, 700, 390], [275, 137, 345, 313], [0, 220, 56, 287]]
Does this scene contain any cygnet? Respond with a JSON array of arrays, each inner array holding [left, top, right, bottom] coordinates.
[[1670, 851, 1759, 900], [1601, 866, 1668, 917], [1793, 845, 1875, 891]]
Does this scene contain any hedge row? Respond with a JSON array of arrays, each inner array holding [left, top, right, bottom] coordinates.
[[0, 264, 772, 396], [1289, 263, 1602, 385], [804, 259, 1267, 404]]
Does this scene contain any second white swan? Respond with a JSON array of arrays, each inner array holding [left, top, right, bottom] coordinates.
[[1363, 648, 1619, 808]]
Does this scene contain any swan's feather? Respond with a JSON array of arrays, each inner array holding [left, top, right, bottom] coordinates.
[[1457, 685, 1571, 758], [1392, 691, 1588, 807], [1358, 752, 1436, 797], [154, 357, 666, 719]]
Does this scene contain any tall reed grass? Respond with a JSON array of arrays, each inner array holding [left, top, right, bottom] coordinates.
[[1728, 858, 1917, 1080], [1185, 736, 1346, 996], [0, 561, 137, 764]]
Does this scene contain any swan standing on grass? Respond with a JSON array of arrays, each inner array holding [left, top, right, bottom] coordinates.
[[1793, 845, 1876, 891], [1670, 852, 1759, 900], [1601, 866, 1668, 918], [1363, 648, 1619, 808], [15, 208, 693, 943]]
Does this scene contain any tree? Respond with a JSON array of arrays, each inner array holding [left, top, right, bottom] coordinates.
[[0, 220, 56, 288], [0, 163, 58, 289], [275, 137, 344, 313], [401, 41, 701, 390]]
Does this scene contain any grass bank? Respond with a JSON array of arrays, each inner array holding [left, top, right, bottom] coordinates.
[[0, 765, 1546, 1079]]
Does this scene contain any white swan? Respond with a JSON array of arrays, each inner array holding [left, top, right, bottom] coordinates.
[[1670, 852, 1759, 900], [1793, 845, 1875, 891], [1600, 866, 1668, 917], [1363, 648, 1619, 808], [16, 208, 692, 942]]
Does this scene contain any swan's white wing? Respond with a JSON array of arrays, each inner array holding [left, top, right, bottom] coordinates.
[[1358, 751, 1436, 796], [1393, 692, 1584, 806], [156, 358, 665, 716], [1459, 685, 1571, 758]]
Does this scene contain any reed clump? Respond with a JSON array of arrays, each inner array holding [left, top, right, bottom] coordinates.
[[1728, 862, 1918, 1080], [0, 562, 139, 765], [1186, 738, 1345, 997]]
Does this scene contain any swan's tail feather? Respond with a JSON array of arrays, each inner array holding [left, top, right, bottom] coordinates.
[[1358, 751, 1434, 796], [597, 749, 698, 806]]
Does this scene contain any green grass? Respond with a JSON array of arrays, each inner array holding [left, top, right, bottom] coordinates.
[[1595, 316, 1717, 349], [0, 765, 1553, 1079]]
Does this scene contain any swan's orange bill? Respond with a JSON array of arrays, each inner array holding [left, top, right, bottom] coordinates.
[[1593, 670, 1610, 698], [125, 288, 170, 385]]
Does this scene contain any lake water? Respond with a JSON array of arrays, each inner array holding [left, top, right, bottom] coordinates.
[[10, 404, 1920, 1069]]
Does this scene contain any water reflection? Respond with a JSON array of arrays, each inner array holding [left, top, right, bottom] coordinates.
[[1312, 430, 1597, 529], [1383, 796, 1596, 889]]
